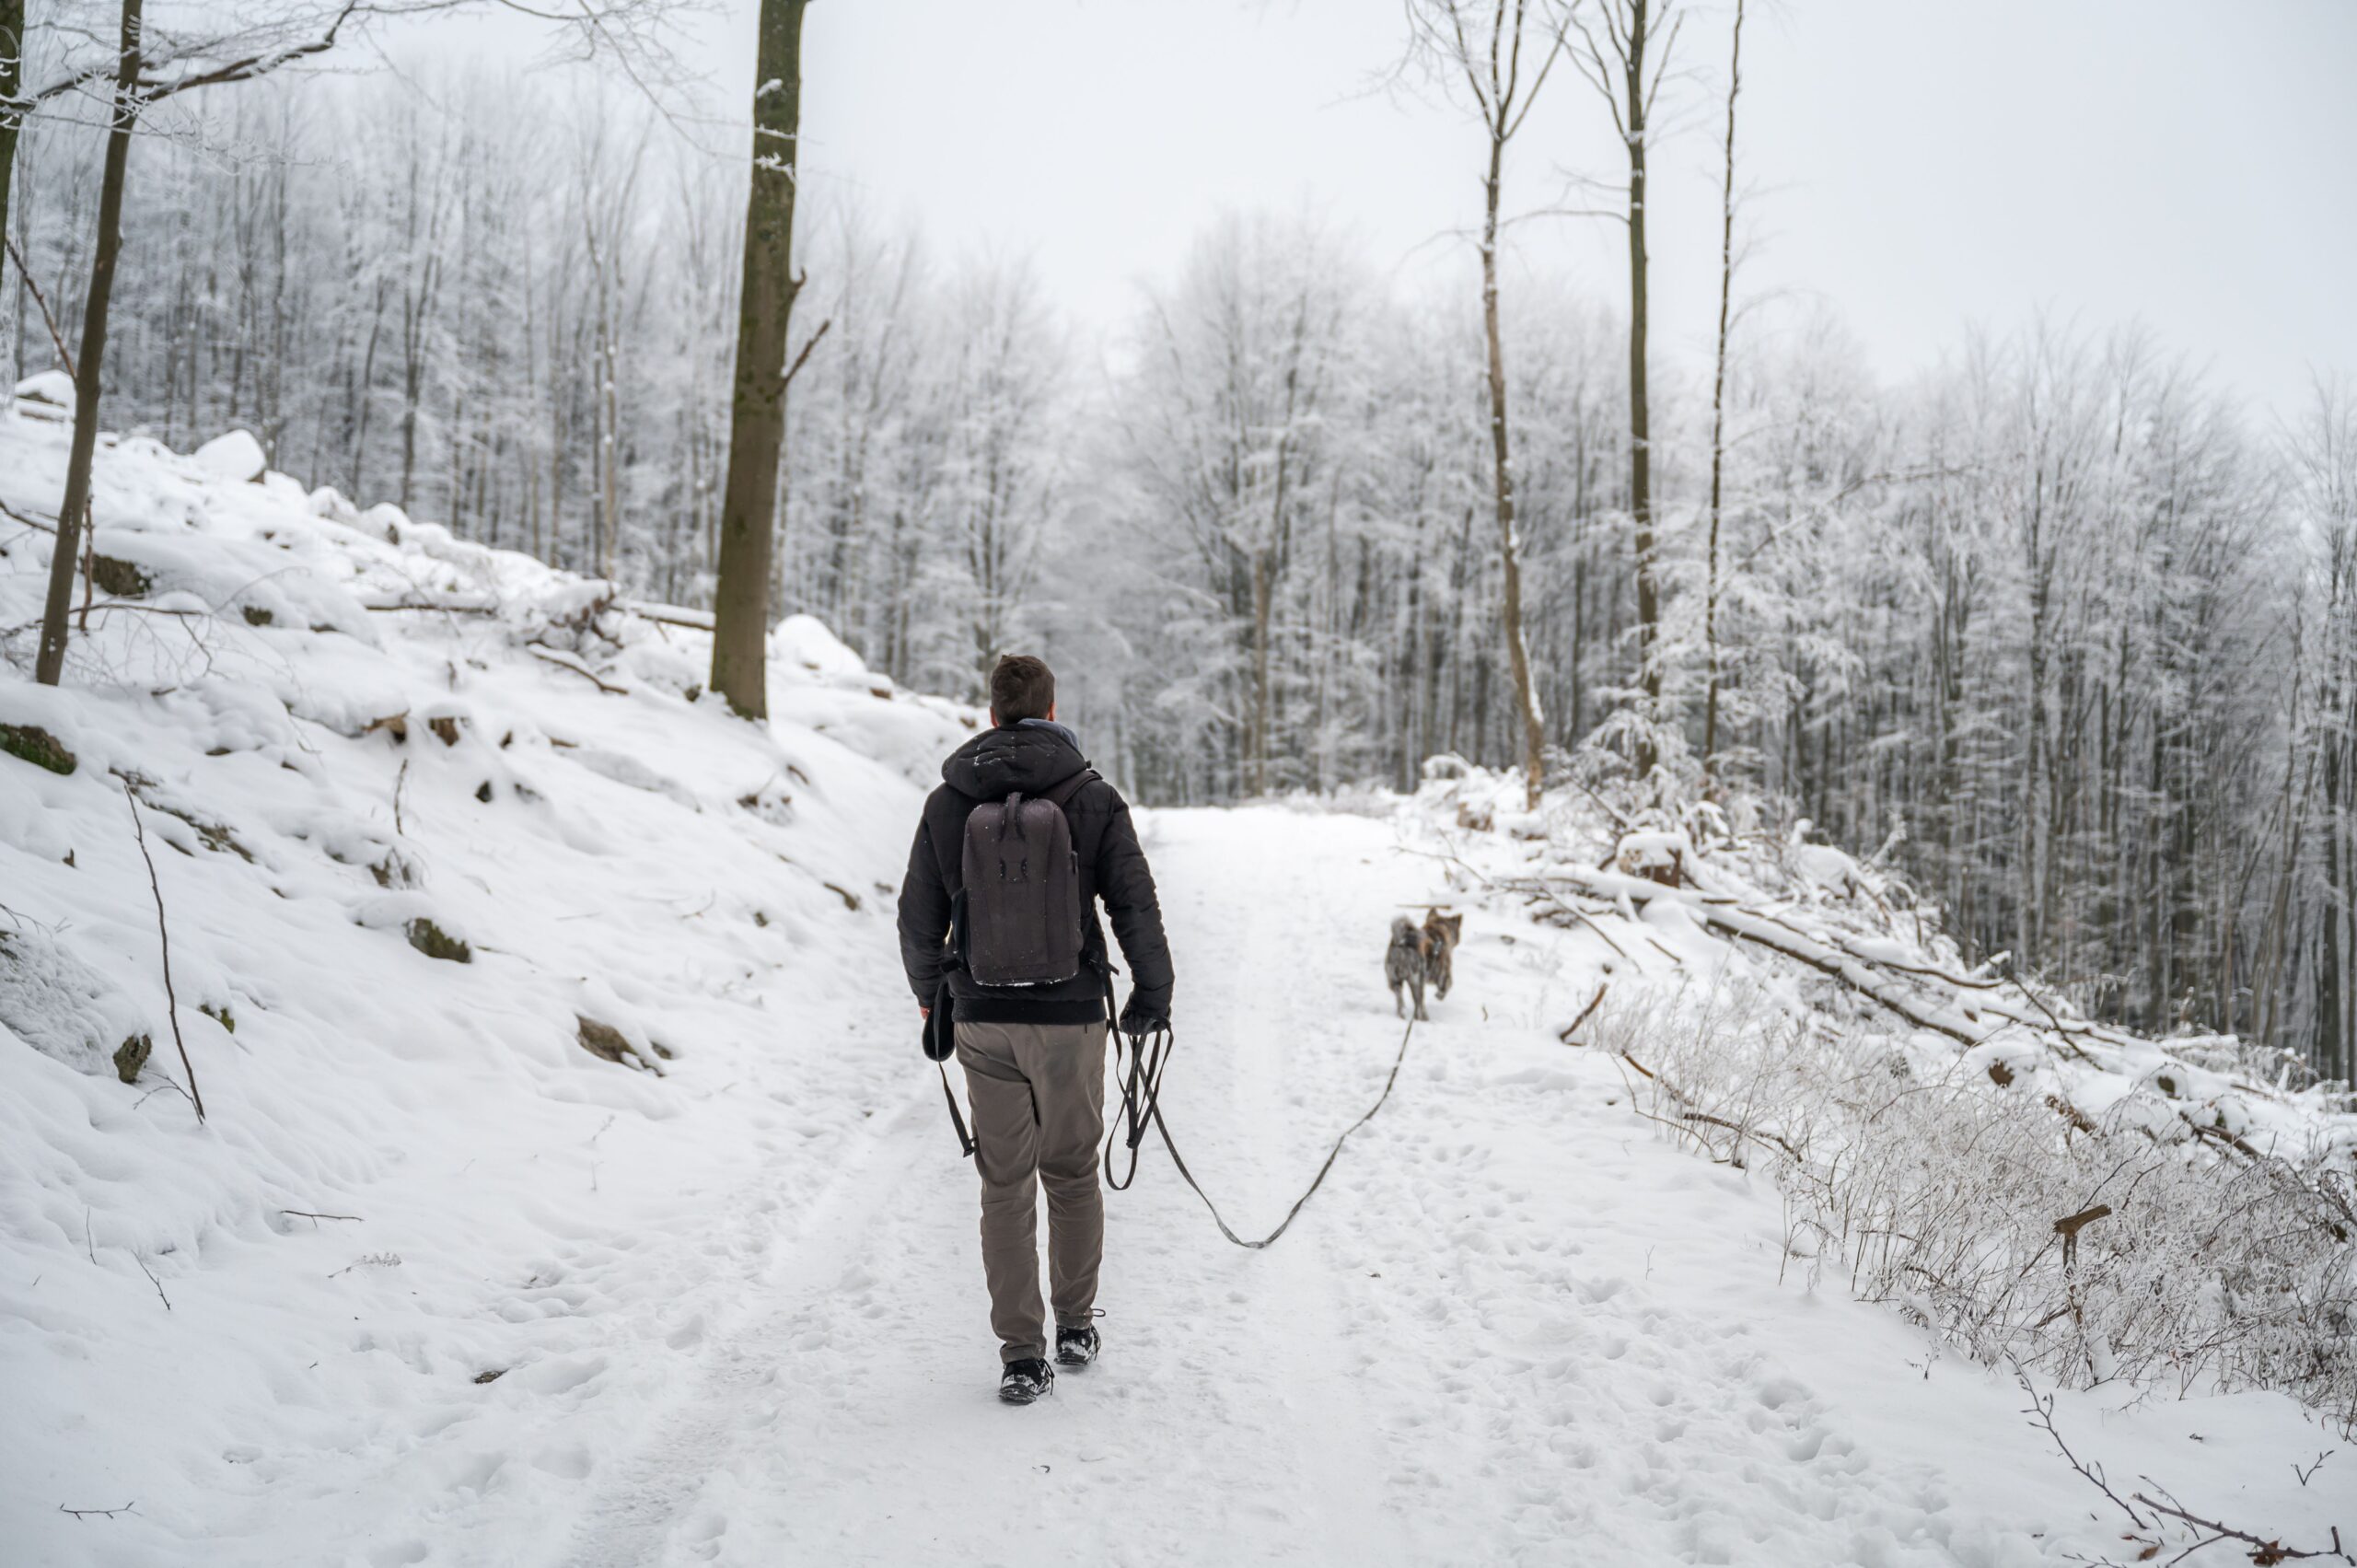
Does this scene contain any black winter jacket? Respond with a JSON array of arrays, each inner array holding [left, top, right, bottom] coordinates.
[[896, 723, 1174, 1026]]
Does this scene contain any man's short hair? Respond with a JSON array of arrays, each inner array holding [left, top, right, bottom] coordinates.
[[990, 655, 1055, 725]]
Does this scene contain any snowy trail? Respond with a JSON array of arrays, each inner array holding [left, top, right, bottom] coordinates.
[[523, 805, 2159, 1567], [551, 807, 1429, 1567]]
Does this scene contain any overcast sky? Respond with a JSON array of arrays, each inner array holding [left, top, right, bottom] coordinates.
[[454, 0, 2357, 416]]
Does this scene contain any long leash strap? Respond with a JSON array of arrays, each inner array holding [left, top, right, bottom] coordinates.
[[1103, 1023, 1172, 1192], [1123, 1013, 1420, 1249], [938, 1059, 975, 1158]]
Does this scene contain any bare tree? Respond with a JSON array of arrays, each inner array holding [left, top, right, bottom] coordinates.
[[1402, 0, 1572, 809], [1699, 0, 1743, 781], [33, 0, 141, 687], [709, 0, 814, 719], [0, 0, 21, 272], [1571, 0, 1686, 776], [31, 0, 390, 683]]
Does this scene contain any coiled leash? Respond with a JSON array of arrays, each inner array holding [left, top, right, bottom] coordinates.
[[1103, 1012, 1421, 1249]]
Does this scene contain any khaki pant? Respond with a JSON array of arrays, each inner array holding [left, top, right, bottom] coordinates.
[[955, 1018, 1108, 1364]]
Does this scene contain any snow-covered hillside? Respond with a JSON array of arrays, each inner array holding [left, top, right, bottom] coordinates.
[[0, 391, 975, 1562], [3, 394, 2352, 1567]]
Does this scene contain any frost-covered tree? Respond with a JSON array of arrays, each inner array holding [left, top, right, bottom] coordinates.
[[1401, 0, 1572, 810]]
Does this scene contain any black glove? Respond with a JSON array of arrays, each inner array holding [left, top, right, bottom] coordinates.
[[923, 985, 957, 1062], [1118, 992, 1170, 1038]]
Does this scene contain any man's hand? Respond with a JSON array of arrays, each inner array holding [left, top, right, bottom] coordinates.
[[920, 1006, 931, 1021], [1118, 993, 1169, 1038]]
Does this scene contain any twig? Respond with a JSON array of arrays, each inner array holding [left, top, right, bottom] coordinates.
[[2129, 1486, 2352, 1564], [781, 317, 833, 390], [392, 757, 409, 837], [2017, 1369, 2151, 1531], [133, 1073, 197, 1112], [528, 644, 629, 695], [1679, 1109, 1803, 1163], [1576, 779, 1632, 830], [1559, 981, 1610, 1043], [5, 232, 76, 382], [134, 1252, 171, 1312], [280, 1210, 362, 1224], [57, 1501, 135, 1520], [124, 782, 204, 1122]]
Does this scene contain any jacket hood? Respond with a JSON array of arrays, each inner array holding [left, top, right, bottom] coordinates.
[[943, 722, 1087, 799]]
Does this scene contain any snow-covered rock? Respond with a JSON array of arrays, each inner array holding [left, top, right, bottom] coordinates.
[[12, 368, 73, 409], [192, 428, 266, 482]]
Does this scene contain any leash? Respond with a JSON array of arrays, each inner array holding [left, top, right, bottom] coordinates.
[[1104, 1012, 1421, 1249]]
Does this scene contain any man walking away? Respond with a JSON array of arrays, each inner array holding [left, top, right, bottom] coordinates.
[[897, 655, 1174, 1405]]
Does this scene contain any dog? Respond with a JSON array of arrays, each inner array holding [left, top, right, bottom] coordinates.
[[1422, 910, 1462, 1002], [1385, 910, 1465, 1021]]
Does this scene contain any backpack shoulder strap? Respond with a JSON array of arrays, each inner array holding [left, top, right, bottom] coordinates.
[[1041, 768, 1098, 810]]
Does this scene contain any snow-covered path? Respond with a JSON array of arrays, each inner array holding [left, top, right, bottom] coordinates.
[[548, 807, 1434, 1568], [473, 806, 2270, 1568]]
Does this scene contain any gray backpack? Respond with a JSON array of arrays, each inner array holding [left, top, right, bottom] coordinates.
[[958, 769, 1097, 986]]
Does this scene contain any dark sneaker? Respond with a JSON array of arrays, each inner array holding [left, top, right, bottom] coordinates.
[[998, 1357, 1054, 1405], [1055, 1324, 1099, 1367]]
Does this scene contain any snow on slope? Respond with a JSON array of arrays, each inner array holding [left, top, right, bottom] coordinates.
[[0, 395, 975, 1563]]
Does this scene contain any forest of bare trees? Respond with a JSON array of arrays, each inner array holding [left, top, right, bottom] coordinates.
[[6, 38, 2353, 1082]]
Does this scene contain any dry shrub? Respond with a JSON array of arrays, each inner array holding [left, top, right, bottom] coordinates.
[[1587, 980, 2357, 1432]]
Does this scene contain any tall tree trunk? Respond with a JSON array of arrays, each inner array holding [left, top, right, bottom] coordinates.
[[1482, 135, 1548, 808], [1701, 0, 1744, 781], [0, 0, 23, 274], [36, 0, 142, 686], [710, 0, 811, 719], [1621, 0, 1663, 773], [1249, 546, 1272, 794]]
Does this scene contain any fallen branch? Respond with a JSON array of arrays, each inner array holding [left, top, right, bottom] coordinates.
[[528, 645, 629, 695], [2027, 1368, 2354, 1564], [2019, 1370, 2152, 1533], [1522, 865, 2329, 1200], [280, 1210, 362, 1223], [0, 499, 58, 533], [124, 781, 204, 1122], [360, 596, 501, 615], [623, 599, 714, 632], [57, 1501, 135, 1520], [1680, 1109, 1804, 1163], [2129, 1486, 2351, 1565], [1559, 981, 1610, 1043]]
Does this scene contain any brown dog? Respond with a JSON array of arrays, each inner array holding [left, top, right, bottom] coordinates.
[[1385, 910, 1464, 1020], [1422, 910, 1463, 1002]]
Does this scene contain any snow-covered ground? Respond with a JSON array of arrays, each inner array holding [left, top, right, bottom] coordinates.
[[3, 398, 2351, 1565]]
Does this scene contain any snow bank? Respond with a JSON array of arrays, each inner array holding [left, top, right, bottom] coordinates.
[[0, 393, 977, 1562], [1399, 760, 2357, 1433]]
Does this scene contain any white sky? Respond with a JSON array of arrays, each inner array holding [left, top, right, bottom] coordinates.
[[441, 0, 2357, 415]]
